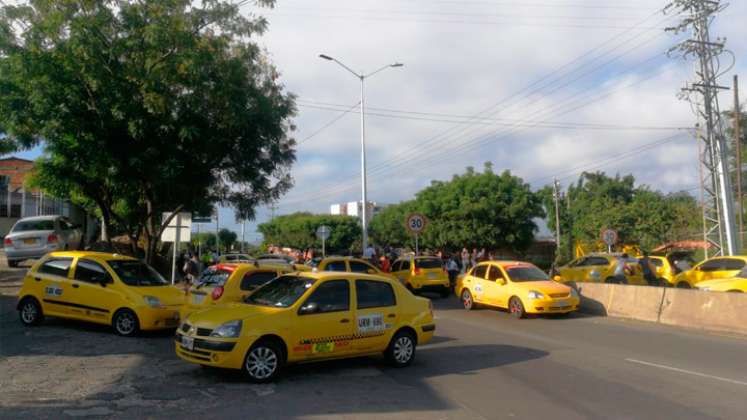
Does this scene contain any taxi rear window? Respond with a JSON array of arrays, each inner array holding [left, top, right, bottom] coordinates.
[[196, 268, 232, 287], [245, 275, 316, 308], [415, 258, 442, 269]]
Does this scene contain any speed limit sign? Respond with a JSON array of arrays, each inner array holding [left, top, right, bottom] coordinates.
[[601, 229, 618, 246], [406, 213, 427, 234]]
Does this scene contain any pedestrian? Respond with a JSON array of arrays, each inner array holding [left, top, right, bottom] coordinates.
[[461, 248, 470, 273], [470, 248, 478, 267], [379, 255, 391, 273], [639, 251, 658, 286], [446, 255, 459, 288], [182, 253, 200, 291], [488, 251, 495, 261], [612, 253, 629, 284], [363, 243, 376, 265], [478, 248, 486, 262]]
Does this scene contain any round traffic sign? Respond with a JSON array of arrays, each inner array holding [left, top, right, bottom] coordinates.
[[316, 225, 331, 240], [406, 213, 427, 234], [601, 229, 618, 246]]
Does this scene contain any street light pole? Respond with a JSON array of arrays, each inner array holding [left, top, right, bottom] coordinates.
[[319, 54, 403, 253]]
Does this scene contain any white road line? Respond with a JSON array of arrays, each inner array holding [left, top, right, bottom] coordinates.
[[625, 358, 747, 386]]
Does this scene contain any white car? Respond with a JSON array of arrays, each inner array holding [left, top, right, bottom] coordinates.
[[3, 215, 83, 267]]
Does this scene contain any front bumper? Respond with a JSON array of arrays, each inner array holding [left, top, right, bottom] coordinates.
[[526, 296, 580, 314], [174, 332, 250, 369], [137, 306, 182, 330]]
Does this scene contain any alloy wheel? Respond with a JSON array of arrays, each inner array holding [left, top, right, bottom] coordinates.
[[393, 336, 414, 364], [246, 346, 278, 380]]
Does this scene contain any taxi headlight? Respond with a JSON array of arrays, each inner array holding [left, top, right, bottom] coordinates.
[[144, 296, 163, 308], [210, 320, 243, 338], [570, 288, 579, 298], [527, 291, 544, 300]]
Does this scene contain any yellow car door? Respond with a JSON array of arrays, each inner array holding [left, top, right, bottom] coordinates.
[[560, 258, 585, 282], [35, 257, 75, 317], [68, 257, 120, 323], [292, 279, 354, 359], [468, 264, 490, 304], [484, 264, 509, 308], [392, 259, 411, 284], [352, 278, 398, 353], [584, 256, 610, 283]]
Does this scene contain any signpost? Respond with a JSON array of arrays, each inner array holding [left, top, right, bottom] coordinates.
[[406, 213, 427, 255], [316, 225, 331, 257], [161, 212, 192, 284], [601, 229, 618, 253]]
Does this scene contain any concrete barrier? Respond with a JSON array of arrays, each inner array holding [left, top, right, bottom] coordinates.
[[576, 282, 747, 336]]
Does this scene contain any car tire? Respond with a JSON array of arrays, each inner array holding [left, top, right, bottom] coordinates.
[[18, 297, 44, 326], [461, 289, 477, 310], [243, 339, 284, 383], [112, 309, 140, 337], [509, 297, 526, 319], [386, 330, 416, 368], [7, 259, 19, 268], [439, 288, 451, 298]]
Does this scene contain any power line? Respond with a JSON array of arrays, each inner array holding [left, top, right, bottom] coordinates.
[[297, 101, 359, 145]]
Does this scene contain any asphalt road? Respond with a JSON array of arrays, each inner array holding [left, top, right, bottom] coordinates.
[[1, 267, 746, 419]]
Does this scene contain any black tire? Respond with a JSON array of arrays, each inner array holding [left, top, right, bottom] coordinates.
[[509, 297, 526, 319], [439, 288, 451, 298], [243, 339, 284, 383], [461, 289, 476, 310], [385, 330, 417, 368], [7, 259, 19, 268], [112, 309, 140, 337], [676, 282, 691, 289], [605, 277, 616, 284], [18, 297, 43, 326]]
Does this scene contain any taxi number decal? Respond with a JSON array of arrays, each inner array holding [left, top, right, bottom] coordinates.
[[44, 284, 63, 297], [312, 342, 334, 354], [474, 284, 483, 294], [357, 313, 385, 333]]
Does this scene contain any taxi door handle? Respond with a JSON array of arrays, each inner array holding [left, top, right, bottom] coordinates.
[[34, 277, 42, 282], [340, 318, 350, 324], [72, 284, 79, 288]]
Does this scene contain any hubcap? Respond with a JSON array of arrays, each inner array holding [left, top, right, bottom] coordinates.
[[116, 313, 135, 334], [462, 292, 472, 308], [246, 347, 278, 379], [510, 300, 520, 314], [21, 302, 37, 323], [393, 336, 414, 364]]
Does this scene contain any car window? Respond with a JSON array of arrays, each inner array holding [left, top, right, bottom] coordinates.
[[487, 265, 503, 281], [400, 260, 411, 271], [586, 257, 609, 266], [195, 268, 232, 287], [649, 258, 664, 267], [240, 271, 277, 291], [506, 266, 549, 282], [324, 260, 347, 272], [472, 264, 488, 279], [74, 259, 113, 284], [698, 259, 724, 272], [349, 261, 375, 273], [356, 280, 396, 309], [246, 275, 316, 307], [38, 258, 73, 277], [721, 258, 746, 271], [415, 258, 442, 269], [107, 260, 168, 286], [391, 261, 402, 272], [300, 280, 350, 314], [13, 220, 55, 232]]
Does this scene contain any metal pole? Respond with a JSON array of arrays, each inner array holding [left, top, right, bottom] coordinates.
[[553, 179, 561, 252], [360, 76, 369, 254], [241, 219, 246, 253], [415, 233, 419, 256], [322, 237, 326, 257], [735, 74, 742, 247], [171, 213, 181, 285]]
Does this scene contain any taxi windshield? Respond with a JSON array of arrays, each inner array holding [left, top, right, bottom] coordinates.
[[107, 260, 168, 286], [245, 275, 316, 308], [196, 268, 231, 288], [506, 266, 549, 282]]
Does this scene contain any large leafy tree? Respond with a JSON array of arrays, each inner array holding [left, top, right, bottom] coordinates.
[[0, 0, 295, 262], [368, 200, 417, 249], [258, 213, 362, 253]]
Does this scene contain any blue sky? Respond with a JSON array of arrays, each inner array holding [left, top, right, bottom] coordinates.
[[3, 0, 746, 243]]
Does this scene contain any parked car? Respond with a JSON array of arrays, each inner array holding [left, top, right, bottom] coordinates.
[[556, 253, 645, 285], [4, 215, 83, 267], [310, 256, 396, 280], [671, 256, 747, 288], [390, 256, 451, 297], [648, 251, 694, 286]]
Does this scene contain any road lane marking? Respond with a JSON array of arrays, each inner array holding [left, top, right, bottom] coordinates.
[[625, 358, 747, 386]]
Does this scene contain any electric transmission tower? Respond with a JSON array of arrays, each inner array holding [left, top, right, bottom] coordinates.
[[665, 0, 738, 256]]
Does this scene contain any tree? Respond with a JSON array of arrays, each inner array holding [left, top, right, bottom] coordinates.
[[257, 213, 362, 254], [0, 1, 295, 263], [218, 228, 237, 252], [192, 232, 216, 250], [369, 200, 417, 249]]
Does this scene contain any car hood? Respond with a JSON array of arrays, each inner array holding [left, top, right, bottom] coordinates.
[[184, 303, 284, 329], [513, 280, 572, 294], [132, 285, 187, 306]]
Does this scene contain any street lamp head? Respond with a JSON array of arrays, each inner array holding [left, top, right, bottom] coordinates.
[[319, 54, 334, 61], [391, 63, 404, 67]]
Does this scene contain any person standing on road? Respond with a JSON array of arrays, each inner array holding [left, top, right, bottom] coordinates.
[[470, 248, 478, 268], [612, 253, 629, 284], [461, 248, 470, 273], [639, 252, 658, 286], [446, 255, 459, 288]]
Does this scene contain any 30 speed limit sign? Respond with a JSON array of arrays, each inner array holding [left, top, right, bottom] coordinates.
[[406, 213, 427, 234]]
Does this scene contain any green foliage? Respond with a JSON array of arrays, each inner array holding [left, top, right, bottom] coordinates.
[[0, 1, 295, 262], [218, 228, 238, 251], [370, 163, 544, 253], [368, 200, 417, 249], [193, 232, 217, 250], [257, 213, 361, 253]]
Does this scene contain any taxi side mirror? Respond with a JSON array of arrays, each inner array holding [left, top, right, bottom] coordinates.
[[496, 278, 506, 285], [298, 302, 319, 315]]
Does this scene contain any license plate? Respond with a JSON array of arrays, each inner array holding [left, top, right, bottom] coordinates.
[[23, 238, 36, 245], [427, 272, 437, 279], [555, 300, 569, 307], [181, 336, 194, 351], [192, 294, 205, 304]]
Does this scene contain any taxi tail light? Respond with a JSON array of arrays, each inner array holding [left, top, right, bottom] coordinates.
[[47, 234, 58, 243], [211, 286, 224, 301], [3, 237, 11, 246], [413, 267, 421, 276]]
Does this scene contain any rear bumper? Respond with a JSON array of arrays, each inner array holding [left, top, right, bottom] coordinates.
[[5, 246, 57, 261], [137, 306, 182, 330]]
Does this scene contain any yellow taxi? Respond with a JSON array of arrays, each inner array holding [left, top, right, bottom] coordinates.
[[457, 261, 579, 318], [175, 271, 435, 382], [648, 252, 695, 286], [16, 251, 185, 336], [218, 253, 254, 263], [671, 256, 747, 288], [696, 272, 747, 293], [557, 253, 645, 285], [391, 255, 451, 297], [181, 262, 294, 319], [309, 256, 394, 279]]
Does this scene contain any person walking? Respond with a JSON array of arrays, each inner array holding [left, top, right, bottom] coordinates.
[[639, 252, 658, 286], [182, 253, 200, 291], [461, 248, 470, 273], [470, 248, 478, 268], [379, 255, 391, 273], [446, 255, 459, 288], [612, 253, 630, 284]]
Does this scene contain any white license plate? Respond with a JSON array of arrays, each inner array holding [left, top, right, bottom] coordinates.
[[555, 300, 569, 307], [181, 336, 194, 351], [427, 272, 438, 279], [192, 294, 205, 304]]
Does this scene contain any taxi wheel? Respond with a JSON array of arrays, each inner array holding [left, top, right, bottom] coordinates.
[[19, 297, 44, 326], [461, 289, 477, 310], [112, 309, 140, 337], [509, 297, 526, 319], [386, 330, 416, 368], [244, 340, 283, 383]]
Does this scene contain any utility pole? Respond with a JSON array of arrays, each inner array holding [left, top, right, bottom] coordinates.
[[241, 219, 246, 254], [666, 0, 738, 256], [269, 202, 278, 221], [734, 74, 743, 244], [552, 180, 562, 253]]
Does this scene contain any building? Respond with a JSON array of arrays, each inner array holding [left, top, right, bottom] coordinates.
[[0, 157, 96, 239], [330, 201, 387, 219]]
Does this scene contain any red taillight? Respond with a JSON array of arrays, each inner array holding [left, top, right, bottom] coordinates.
[[3, 238, 11, 246], [211, 286, 224, 300], [414, 268, 421, 275], [47, 234, 58, 243]]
